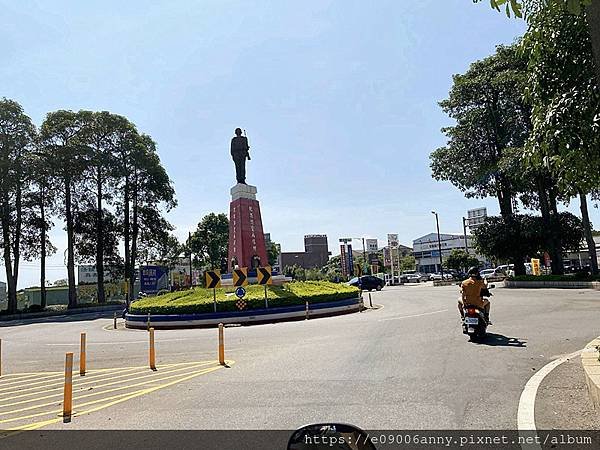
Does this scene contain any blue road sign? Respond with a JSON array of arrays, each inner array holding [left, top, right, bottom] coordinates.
[[235, 286, 246, 299]]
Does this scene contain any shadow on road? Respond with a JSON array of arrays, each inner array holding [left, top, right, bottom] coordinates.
[[475, 332, 527, 347]]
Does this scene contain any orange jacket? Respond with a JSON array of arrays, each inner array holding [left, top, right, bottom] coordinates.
[[461, 277, 487, 308]]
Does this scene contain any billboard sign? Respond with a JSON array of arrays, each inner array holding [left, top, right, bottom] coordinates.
[[387, 233, 399, 248], [347, 244, 354, 276], [340, 244, 348, 278], [531, 258, 541, 276], [467, 207, 487, 229], [366, 239, 378, 253], [140, 265, 169, 294], [77, 264, 116, 285]]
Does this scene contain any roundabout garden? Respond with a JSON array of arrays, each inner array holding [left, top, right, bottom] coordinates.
[[125, 281, 362, 329]]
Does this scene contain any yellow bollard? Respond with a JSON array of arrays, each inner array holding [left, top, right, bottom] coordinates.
[[63, 352, 73, 420], [149, 327, 156, 371], [79, 332, 86, 376], [218, 323, 225, 365]]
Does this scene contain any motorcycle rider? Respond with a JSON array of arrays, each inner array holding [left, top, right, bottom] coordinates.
[[458, 266, 491, 324]]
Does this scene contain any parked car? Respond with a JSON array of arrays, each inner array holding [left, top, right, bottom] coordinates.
[[400, 272, 422, 283], [446, 269, 467, 280], [429, 272, 453, 280], [348, 275, 385, 291], [416, 272, 431, 282], [495, 264, 514, 277], [480, 268, 505, 280]]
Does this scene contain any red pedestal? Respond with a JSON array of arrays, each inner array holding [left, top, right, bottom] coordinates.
[[228, 184, 268, 271]]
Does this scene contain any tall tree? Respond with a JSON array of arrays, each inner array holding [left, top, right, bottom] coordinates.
[[430, 45, 530, 218], [79, 111, 132, 303], [114, 133, 176, 300], [267, 241, 280, 266], [0, 99, 36, 313], [21, 147, 58, 307], [522, 7, 600, 273], [188, 213, 229, 270], [39, 111, 89, 308], [478, 0, 600, 85]]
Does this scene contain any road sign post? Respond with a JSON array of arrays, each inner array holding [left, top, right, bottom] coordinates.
[[257, 266, 272, 308], [233, 267, 248, 287], [205, 270, 221, 312], [235, 286, 247, 310]]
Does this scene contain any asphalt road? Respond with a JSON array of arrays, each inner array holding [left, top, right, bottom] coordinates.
[[1, 283, 599, 432]]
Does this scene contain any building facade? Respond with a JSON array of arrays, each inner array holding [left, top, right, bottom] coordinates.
[[281, 234, 330, 270], [0, 281, 6, 304], [413, 233, 486, 273]]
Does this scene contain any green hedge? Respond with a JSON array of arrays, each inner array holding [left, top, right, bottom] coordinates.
[[509, 274, 600, 282], [129, 281, 360, 315]]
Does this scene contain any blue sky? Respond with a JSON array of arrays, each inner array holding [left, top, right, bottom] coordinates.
[[2, 0, 589, 288]]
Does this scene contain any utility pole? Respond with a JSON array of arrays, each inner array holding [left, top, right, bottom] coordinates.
[[432, 211, 444, 280], [462, 217, 469, 254], [362, 237, 369, 275], [188, 231, 193, 288]]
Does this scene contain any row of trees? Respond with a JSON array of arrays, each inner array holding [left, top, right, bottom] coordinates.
[[431, 4, 599, 275], [0, 100, 177, 313]]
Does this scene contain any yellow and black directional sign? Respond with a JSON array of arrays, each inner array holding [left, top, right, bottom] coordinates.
[[233, 267, 248, 287], [205, 270, 221, 289], [257, 266, 272, 285]]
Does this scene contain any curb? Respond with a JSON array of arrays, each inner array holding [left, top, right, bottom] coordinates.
[[582, 337, 600, 410], [125, 296, 363, 329], [0, 304, 125, 322], [505, 280, 600, 289]]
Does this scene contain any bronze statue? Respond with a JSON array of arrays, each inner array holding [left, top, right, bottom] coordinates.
[[231, 128, 250, 184]]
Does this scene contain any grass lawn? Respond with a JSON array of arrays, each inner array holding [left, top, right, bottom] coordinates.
[[129, 281, 360, 315]]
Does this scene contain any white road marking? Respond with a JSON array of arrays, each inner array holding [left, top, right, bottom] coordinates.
[[378, 309, 448, 321], [517, 349, 582, 450]]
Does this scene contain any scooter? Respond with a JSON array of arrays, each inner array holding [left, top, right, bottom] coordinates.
[[462, 284, 494, 342]]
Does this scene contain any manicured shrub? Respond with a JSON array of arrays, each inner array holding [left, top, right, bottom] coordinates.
[[129, 281, 359, 315], [509, 274, 600, 282]]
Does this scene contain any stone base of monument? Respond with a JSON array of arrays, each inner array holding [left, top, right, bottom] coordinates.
[[228, 183, 269, 271], [220, 273, 292, 286]]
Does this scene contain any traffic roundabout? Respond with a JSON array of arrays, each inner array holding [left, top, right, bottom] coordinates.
[[124, 281, 363, 329]]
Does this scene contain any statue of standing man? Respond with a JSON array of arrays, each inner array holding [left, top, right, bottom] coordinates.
[[231, 128, 250, 184]]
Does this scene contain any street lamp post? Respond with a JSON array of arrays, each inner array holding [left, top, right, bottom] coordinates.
[[462, 217, 469, 254], [362, 237, 369, 275], [431, 211, 444, 280], [188, 231, 193, 288]]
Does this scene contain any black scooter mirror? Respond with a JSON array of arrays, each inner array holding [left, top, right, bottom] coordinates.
[[287, 423, 376, 450]]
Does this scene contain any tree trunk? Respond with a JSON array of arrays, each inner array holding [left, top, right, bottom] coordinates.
[[40, 188, 47, 309], [586, 0, 600, 88], [513, 257, 526, 276], [96, 169, 105, 304], [123, 178, 131, 307], [65, 179, 77, 308], [537, 177, 563, 274], [547, 186, 564, 275], [579, 192, 598, 274], [497, 187, 513, 218], [1, 195, 17, 313], [13, 179, 22, 293], [130, 175, 139, 299]]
